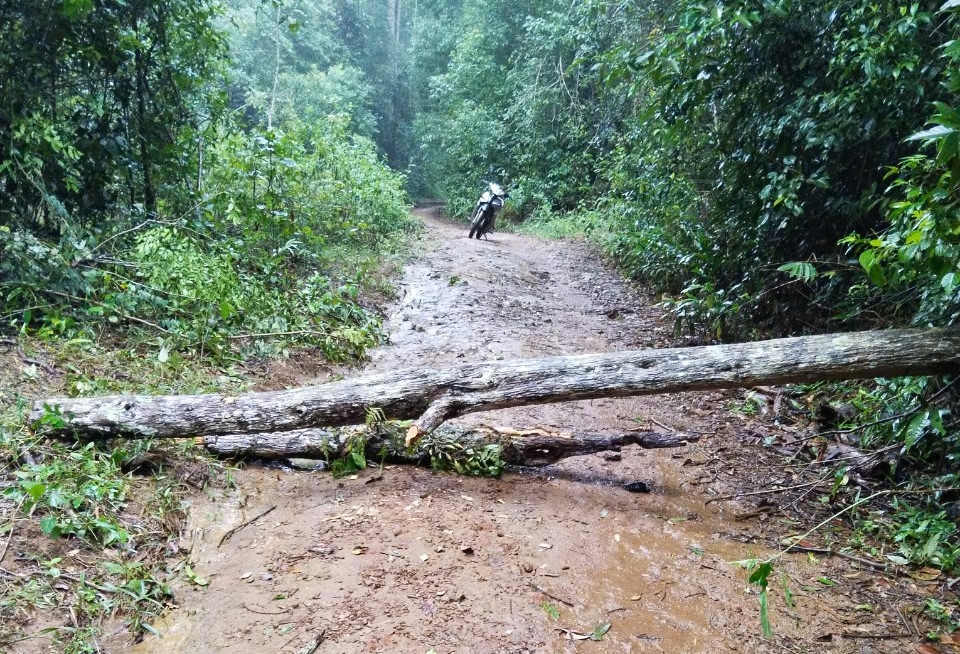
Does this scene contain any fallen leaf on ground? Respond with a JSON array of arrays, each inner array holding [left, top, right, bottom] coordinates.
[[591, 622, 612, 641], [909, 567, 941, 582], [556, 628, 591, 641]]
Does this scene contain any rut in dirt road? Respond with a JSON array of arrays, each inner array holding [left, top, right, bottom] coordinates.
[[119, 207, 901, 654]]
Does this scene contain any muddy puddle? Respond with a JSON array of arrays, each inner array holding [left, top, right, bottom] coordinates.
[[121, 207, 905, 654]]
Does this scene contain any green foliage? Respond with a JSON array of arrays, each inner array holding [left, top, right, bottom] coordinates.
[[224, 0, 415, 167], [842, 22, 960, 327], [330, 435, 369, 478], [5, 442, 130, 546], [924, 598, 960, 637], [0, 337, 245, 649], [590, 622, 612, 642], [0, 0, 225, 226], [540, 602, 560, 620], [890, 500, 960, 569], [1, 1, 414, 365], [414, 0, 959, 342], [842, 377, 955, 467], [593, 0, 956, 338], [419, 431, 505, 477], [513, 208, 599, 240], [777, 262, 819, 284], [410, 0, 630, 210], [2, 114, 410, 362], [744, 560, 774, 638]]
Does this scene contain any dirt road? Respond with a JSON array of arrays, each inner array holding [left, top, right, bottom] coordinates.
[[125, 208, 907, 653]]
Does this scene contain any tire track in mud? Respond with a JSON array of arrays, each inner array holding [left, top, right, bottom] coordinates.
[[120, 207, 902, 654]]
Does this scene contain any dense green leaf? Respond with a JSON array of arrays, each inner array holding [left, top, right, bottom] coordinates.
[[905, 125, 956, 141]]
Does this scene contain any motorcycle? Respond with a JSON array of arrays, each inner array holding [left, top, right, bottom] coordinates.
[[468, 181, 507, 240]]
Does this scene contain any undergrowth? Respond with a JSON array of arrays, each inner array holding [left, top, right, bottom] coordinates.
[[0, 339, 246, 651], [729, 375, 960, 640], [323, 417, 506, 479], [2, 119, 416, 365], [419, 430, 505, 477]]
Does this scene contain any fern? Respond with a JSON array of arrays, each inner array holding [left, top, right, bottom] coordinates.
[[777, 261, 818, 283]]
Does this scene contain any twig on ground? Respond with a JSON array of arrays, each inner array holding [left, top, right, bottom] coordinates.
[[218, 505, 277, 548], [774, 488, 960, 566], [243, 603, 289, 616], [896, 605, 919, 638], [790, 546, 889, 571], [734, 506, 775, 521], [0, 338, 59, 376], [705, 479, 826, 506], [837, 631, 913, 639], [228, 330, 329, 340], [0, 497, 27, 566], [528, 582, 574, 607], [637, 416, 675, 432]]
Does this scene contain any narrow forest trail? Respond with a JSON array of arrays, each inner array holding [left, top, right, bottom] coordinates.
[[124, 208, 903, 654]]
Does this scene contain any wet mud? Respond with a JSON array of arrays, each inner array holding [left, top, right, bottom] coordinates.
[[122, 207, 915, 654]]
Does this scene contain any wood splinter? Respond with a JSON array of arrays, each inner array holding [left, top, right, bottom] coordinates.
[[406, 394, 462, 446]]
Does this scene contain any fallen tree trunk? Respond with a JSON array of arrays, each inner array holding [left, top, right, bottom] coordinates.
[[31, 328, 960, 441], [202, 424, 697, 467]]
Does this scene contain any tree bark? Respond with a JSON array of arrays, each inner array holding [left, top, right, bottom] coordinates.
[[266, 2, 281, 131], [30, 328, 960, 441], [134, 41, 156, 217], [202, 424, 697, 467]]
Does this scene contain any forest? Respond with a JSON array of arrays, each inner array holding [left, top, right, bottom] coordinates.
[[1, 0, 960, 652]]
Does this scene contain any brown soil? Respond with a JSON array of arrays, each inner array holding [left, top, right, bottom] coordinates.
[[114, 208, 935, 654]]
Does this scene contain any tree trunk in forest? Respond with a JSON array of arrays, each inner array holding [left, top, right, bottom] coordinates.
[[387, 0, 397, 43], [266, 3, 281, 131], [395, 0, 402, 43], [31, 329, 960, 441], [134, 41, 156, 217], [202, 424, 697, 466]]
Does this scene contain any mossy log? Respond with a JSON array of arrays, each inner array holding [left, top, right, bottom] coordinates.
[[202, 424, 697, 467]]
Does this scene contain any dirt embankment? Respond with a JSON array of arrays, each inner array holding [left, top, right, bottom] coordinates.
[[119, 207, 929, 654]]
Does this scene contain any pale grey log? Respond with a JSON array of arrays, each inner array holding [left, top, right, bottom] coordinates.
[[30, 329, 960, 440], [202, 424, 697, 466]]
